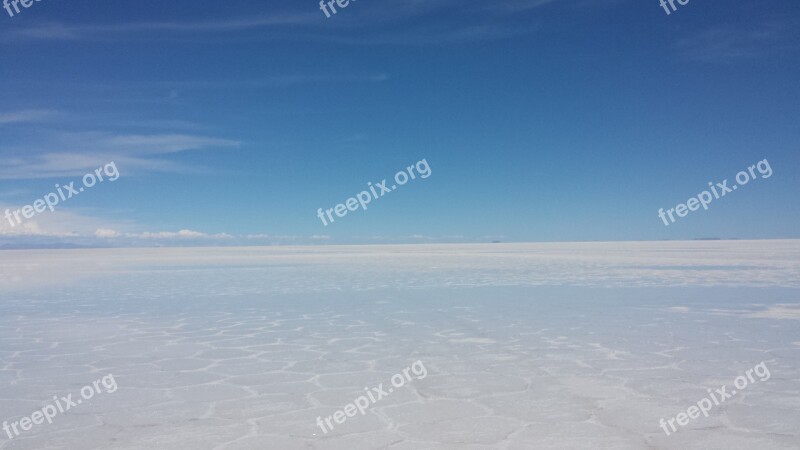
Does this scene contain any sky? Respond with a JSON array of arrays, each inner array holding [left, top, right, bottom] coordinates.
[[0, 0, 798, 247]]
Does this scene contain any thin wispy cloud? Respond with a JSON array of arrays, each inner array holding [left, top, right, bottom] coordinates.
[[105, 119, 208, 131], [0, 132, 240, 179], [0, 188, 31, 199], [93, 133, 240, 155], [677, 21, 798, 63], [151, 73, 390, 89], [8, 0, 565, 43], [11, 14, 315, 40], [0, 109, 60, 125], [319, 22, 536, 46]]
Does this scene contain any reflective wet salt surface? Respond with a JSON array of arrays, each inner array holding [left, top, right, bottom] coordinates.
[[1, 241, 799, 449]]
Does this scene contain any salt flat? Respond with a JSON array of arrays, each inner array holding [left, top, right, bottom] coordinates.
[[0, 241, 798, 449]]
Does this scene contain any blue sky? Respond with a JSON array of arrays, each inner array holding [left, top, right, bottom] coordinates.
[[0, 0, 798, 247]]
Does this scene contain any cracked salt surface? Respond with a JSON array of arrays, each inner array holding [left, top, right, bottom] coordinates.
[[0, 241, 798, 449]]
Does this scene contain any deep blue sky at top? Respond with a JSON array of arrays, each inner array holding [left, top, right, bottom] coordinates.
[[0, 0, 798, 246]]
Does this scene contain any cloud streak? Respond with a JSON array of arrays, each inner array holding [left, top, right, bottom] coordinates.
[[10, 14, 315, 40], [0, 109, 60, 125], [677, 21, 798, 63], [8, 0, 564, 43], [0, 132, 240, 179]]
